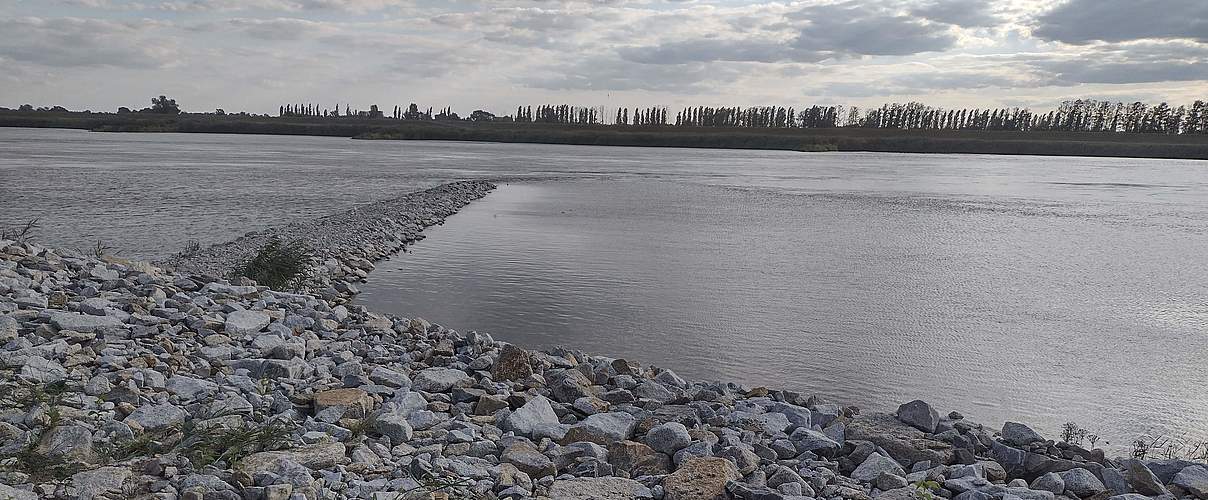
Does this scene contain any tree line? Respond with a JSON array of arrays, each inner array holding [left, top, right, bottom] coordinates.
[[276, 98, 1207, 134]]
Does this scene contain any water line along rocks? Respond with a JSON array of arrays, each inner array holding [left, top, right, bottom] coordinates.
[[159, 180, 496, 302], [2, 191, 1207, 499]]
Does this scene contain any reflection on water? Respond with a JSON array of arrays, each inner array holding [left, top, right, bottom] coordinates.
[[358, 180, 1208, 448]]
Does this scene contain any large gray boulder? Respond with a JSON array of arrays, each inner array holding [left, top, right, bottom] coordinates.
[[896, 400, 940, 433], [224, 310, 271, 335], [123, 403, 187, 432], [1001, 421, 1045, 446], [646, 421, 691, 455], [1059, 468, 1106, 498], [412, 367, 472, 393], [1030, 472, 1065, 494], [563, 412, 637, 445], [848, 412, 954, 467], [50, 312, 125, 332], [852, 452, 906, 482], [547, 476, 653, 499], [1173, 465, 1208, 500], [1121, 459, 1169, 496], [790, 427, 841, 456], [502, 396, 560, 437]]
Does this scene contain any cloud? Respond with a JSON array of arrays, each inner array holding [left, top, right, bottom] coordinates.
[[225, 17, 334, 40], [520, 55, 741, 92], [0, 17, 178, 69], [1033, 0, 1208, 44], [789, 2, 957, 56], [910, 0, 1003, 28]]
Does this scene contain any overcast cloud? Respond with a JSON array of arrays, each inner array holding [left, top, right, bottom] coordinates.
[[0, 0, 1205, 114]]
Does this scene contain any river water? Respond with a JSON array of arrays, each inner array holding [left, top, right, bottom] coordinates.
[[3, 128, 1207, 448]]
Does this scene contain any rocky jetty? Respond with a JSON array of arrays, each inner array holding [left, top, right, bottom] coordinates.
[[3, 196, 1208, 499], [159, 180, 496, 303]]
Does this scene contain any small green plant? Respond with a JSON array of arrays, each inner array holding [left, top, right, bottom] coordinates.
[[912, 480, 941, 500], [181, 239, 202, 256], [1062, 422, 1088, 446], [394, 474, 480, 499], [1131, 435, 1169, 460], [0, 218, 39, 242], [103, 414, 297, 467], [232, 238, 312, 290], [91, 241, 116, 258]]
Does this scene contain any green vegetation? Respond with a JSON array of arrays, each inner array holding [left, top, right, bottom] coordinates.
[[0, 218, 40, 242], [3, 108, 1208, 159], [233, 238, 312, 290]]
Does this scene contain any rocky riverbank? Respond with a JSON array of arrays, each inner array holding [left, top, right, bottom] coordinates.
[[2, 189, 1208, 499], [159, 180, 496, 302]]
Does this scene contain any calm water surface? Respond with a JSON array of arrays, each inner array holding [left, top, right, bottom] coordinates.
[[4, 128, 1207, 447]]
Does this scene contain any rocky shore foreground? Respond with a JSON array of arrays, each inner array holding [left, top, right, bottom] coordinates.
[[2, 182, 1207, 500]]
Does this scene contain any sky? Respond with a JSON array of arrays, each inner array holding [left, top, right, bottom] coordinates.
[[1, 0, 1206, 115]]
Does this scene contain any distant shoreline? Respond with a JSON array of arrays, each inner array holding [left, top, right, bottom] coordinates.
[[4, 111, 1208, 160]]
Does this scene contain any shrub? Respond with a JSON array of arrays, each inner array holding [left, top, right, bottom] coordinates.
[[233, 238, 312, 290]]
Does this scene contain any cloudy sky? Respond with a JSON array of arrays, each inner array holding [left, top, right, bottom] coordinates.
[[1, 0, 1206, 115]]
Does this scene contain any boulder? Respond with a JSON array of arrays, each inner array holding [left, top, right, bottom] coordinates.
[[71, 467, 131, 500], [896, 400, 940, 433], [123, 403, 187, 432], [237, 442, 347, 474], [1001, 422, 1045, 447], [663, 457, 740, 500], [50, 312, 125, 333], [1030, 472, 1065, 494], [547, 477, 653, 499], [491, 344, 534, 381], [224, 310, 271, 335], [372, 412, 413, 443], [1121, 459, 1169, 496], [847, 412, 954, 467], [412, 367, 472, 393], [563, 412, 637, 445], [1059, 468, 1106, 498], [35, 425, 95, 461], [165, 375, 219, 401], [790, 427, 841, 456], [1173, 465, 1208, 500], [501, 441, 555, 479], [313, 388, 374, 418], [502, 395, 560, 437], [646, 421, 692, 455], [852, 452, 907, 482]]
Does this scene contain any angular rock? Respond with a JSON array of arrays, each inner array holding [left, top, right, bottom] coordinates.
[[71, 466, 131, 500], [224, 309, 271, 335], [896, 400, 940, 433], [1002, 421, 1045, 447], [547, 476, 653, 499], [1173, 465, 1208, 500], [166, 375, 219, 401], [852, 452, 906, 483], [646, 421, 692, 455], [502, 395, 560, 437], [35, 425, 95, 462], [237, 442, 347, 474], [1121, 459, 1169, 496], [491, 343, 534, 381], [1059, 468, 1106, 498], [50, 311, 125, 333], [123, 403, 187, 432], [848, 412, 954, 467], [663, 457, 741, 500], [313, 388, 374, 418], [412, 367, 472, 393], [502, 441, 556, 479], [562, 412, 637, 445], [1030, 472, 1065, 494]]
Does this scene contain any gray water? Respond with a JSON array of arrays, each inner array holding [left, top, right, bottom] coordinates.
[[4, 128, 1208, 449]]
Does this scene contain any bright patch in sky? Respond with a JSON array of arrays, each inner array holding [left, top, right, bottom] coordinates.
[[1, 0, 1205, 114]]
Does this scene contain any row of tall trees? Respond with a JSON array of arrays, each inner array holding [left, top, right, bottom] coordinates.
[[276, 99, 1208, 134]]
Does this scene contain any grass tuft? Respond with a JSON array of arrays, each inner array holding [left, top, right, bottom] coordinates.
[[232, 238, 312, 290]]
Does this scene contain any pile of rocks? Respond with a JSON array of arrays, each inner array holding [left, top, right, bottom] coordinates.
[[159, 180, 496, 302], [3, 210, 1208, 499]]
